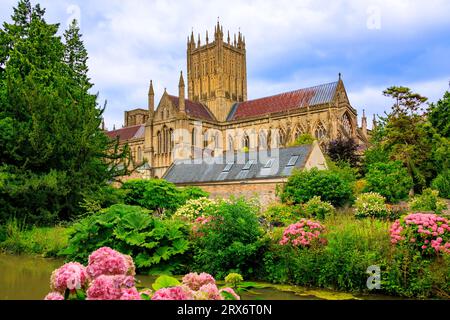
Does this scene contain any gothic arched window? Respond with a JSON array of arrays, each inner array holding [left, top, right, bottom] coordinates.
[[315, 122, 327, 140], [138, 147, 142, 162], [228, 135, 234, 151], [242, 133, 250, 149], [342, 113, 352, 136], [214, 132, 220, 149], [203, 132, 209, 149], [169, 128, 174, 152], [157, 131, 161, 154], [276, 128, 286, 147], [192, 128, 197, 147], [259, 130, 268, 149], [294, 126, 304, 141]]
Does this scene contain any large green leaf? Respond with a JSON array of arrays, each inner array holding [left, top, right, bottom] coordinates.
[[152, 275, 180, 291], [121, 211, 153, 231]]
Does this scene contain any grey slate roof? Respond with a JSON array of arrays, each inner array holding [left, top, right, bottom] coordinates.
[[163, 145, 313, 184]]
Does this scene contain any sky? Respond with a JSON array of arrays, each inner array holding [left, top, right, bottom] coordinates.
[[1, 0, 449, 130]]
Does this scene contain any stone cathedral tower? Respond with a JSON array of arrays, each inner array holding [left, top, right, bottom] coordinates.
[[187, 21, 248, 122]]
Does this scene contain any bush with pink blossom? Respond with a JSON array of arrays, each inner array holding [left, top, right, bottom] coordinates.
[[279, 219, 326, 247], [45, 247, 142, 300], [44, 247, 240, 301], [390, 213, 450, 256]]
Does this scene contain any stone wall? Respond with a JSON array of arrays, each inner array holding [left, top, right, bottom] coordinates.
[[190, 180, 285, 209]]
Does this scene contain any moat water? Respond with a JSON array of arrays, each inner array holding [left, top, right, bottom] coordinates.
[[0, 254, 401, 300]]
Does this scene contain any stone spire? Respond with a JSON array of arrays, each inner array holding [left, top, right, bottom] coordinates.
[[148, 80, 155, 118], [362, 109, 368, 137], [179, 71, 185, 113]]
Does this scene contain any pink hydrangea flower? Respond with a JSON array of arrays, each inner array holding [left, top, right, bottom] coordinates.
[[120, 288, 142, 300], [86, 247, 135, 279], [86, 275, 135, 300], [219, 287, 241, 300], [182, 272, 216, 291], [390, 213, 450, 255], [44, 292, 65, 300], [50, 262, 88, 293], [151, 286, 193, 300], [279, 219, 326, 247], [194, 283, 223, 300]]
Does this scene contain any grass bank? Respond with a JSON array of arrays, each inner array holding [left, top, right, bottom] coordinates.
[[0, 220, 71, 257]]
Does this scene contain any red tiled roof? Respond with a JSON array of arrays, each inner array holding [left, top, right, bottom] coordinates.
[[228, 82, 338, 121], [106, 124, 144, 142], [168, 95, 216, 121]]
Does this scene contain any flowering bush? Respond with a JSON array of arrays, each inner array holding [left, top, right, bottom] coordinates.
[[354, 192, 389, 219], [390, 213, 450, 255], [280, 219, 326, 247], [303, 196, 335, 220], [45, 247, 142, 300], [191, 216, 213, 237], [262, 203, 304, 227], [45, 248, 240, 300], [409, 188, 448, 215], [173, 197, 219, 221]]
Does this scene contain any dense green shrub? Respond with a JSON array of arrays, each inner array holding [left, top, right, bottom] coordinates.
[[262, 203, 304, 227], [364, 161, 413, 203], [191, 198, 266, 279], [303, 197, 335, 220], [281, 168, 354, 207], [354, 192, 389, 219], [431, 170, 450, 199], [121, 179, 183, 216], [409, 188, 448, 214], [382, 249, 450, 298], [79, 185, 125, 215], [288, 133, 315, 147], [179, 187, 209, 202], [62, 204, 191, 275]]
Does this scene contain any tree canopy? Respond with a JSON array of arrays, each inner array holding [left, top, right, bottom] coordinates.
[[0, 0, 131, 225]]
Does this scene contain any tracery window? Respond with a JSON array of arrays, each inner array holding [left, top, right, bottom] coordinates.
[[342, 113, 352, 135], [315, 122, 327, 140]]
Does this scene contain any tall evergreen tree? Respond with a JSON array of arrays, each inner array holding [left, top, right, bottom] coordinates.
[[428, 91, 450, 138], [0, 0, 132, 225], [63, 19, 92, 89]]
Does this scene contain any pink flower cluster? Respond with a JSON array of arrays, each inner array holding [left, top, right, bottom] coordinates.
[[87, 275, 139, 300], [390, 213, 450, 255], [151, 286, 193, 300], [151, 272, 240, 301], [45, 247, 142, 300], [279, 219, 326, 247], [182, 272, 215, 291], [192, 216, 212, 237], [44, 292, 65, 300], [86, 247, 135, 279], [50, 262, 88, 293]]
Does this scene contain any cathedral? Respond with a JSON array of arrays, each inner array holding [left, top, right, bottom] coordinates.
[[106, 22, 370, 179]]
